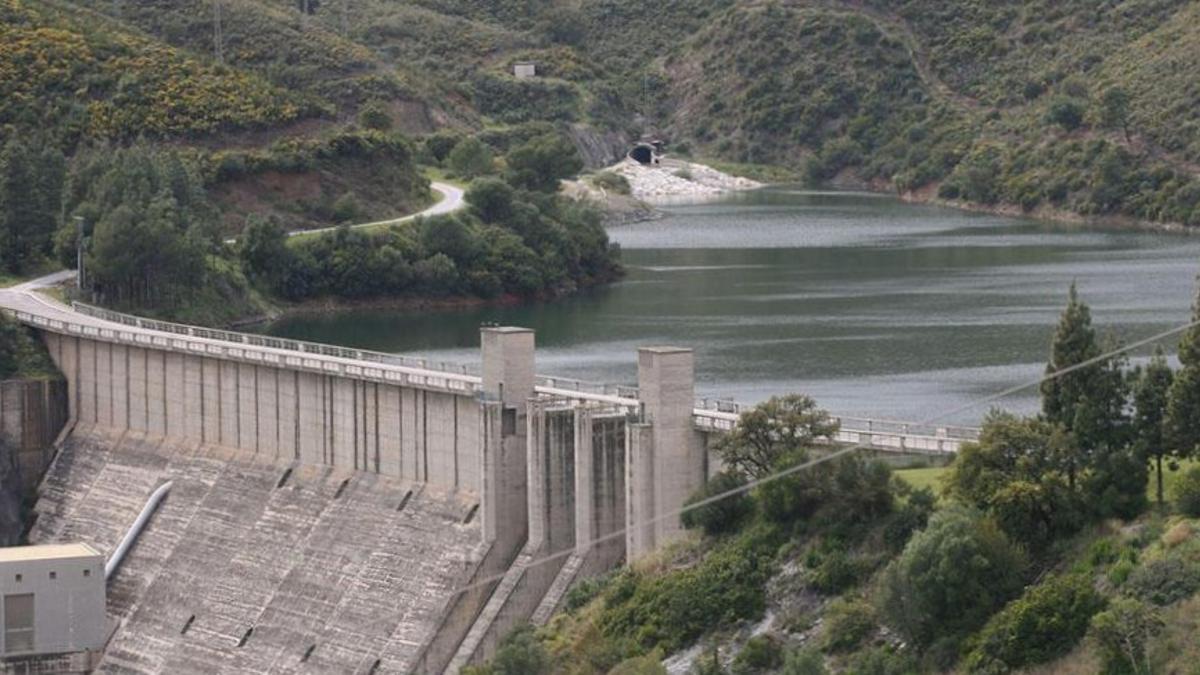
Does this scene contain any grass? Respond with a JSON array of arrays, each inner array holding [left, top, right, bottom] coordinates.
[[702, 159, 802, 184], [897, 458, 1200, 506], [424, 166, 471, 189], [896, 466, 948, 495]]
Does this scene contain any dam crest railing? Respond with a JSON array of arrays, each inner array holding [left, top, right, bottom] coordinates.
[[7, 302, 978, 452]]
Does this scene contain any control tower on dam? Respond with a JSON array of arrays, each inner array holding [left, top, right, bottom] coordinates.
[[2, 295, 975, 672]]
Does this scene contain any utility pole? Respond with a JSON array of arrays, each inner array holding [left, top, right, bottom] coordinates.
[[213, 0, 224, 65], [74, 216, 85, 292], [341, 0, 349, 36]]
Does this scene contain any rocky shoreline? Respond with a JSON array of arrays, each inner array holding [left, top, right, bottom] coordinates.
[[608, 158, 763, 201]]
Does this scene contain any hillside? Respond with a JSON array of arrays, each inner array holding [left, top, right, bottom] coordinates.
[[5, 0, 1199, 231]]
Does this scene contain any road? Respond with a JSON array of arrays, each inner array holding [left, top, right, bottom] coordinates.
[[219, 181, 465, 244], [7, 181, 466, 304], [287, 181, 464, 238]]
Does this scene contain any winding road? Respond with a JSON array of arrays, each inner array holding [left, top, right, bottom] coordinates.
[[289, 181, 464, 238]]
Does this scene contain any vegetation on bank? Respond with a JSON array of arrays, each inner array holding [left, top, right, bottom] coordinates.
[[467, 280, 1200, 674], [2, 126, 616, 325], [239, 133, 618, 304], [0, 314, 58, 381]]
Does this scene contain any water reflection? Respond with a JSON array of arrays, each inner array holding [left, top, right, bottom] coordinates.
[[258, 188, 1200, 423]]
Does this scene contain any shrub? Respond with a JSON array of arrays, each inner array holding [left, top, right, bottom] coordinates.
[[1173, 467, 1200, 517], [681, 470, 754, 537], [880, 506, 1027, 649], [331, 192, 360, 223], [883, 487, 936, 552], [962, 574, 1106, 673], [1046, 97, 1086, 131], [1109, 557, 1137, 587], [821, 598, 876, 653], [598, 528, 777, 653], [448, 137, 495, 179], [847, 647, 920, 675], [1088, 598, 1163, 675], [780, 649, 827, 675], [1124, 555, 1200, 606], [732, 635, 784, 674], [590, 171, 631, 195], [464, 625, 550, 675], [357, 100, 392, 131], [758, 454, 892, 529]]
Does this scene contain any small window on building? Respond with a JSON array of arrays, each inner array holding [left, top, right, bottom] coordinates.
[[502, 407, 517, 435], [4, 593, 34, 654], [13, 574, 21, 583], [48, 571, 56, 580], [83, 569, 91, 578]]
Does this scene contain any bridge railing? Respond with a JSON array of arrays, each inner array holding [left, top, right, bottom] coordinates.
[[72, 303, 480, 378], [534, 375, 639, 401]]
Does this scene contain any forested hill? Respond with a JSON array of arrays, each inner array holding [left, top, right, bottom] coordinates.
[[4, 0, 1200, 229], [3, 0, 1200, 326]]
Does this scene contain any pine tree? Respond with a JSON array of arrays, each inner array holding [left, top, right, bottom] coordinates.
[[1041, 283, 1102, 488], [1135, 347, 1175, 507], [0, 140, 39, 273], [1166, 278, 1200, 463]]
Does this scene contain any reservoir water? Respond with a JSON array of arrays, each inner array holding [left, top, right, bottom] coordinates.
[[259, 187, 1200, 424]]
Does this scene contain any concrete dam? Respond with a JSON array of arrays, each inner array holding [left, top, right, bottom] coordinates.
[[0, 290, 975, 673]]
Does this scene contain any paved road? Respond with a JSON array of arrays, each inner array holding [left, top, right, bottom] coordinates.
[[288, 181, 464, 238]]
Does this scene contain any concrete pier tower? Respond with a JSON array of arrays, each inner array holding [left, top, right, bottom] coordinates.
[[480, 327, 535, 550], [626, 347, 701, 559]]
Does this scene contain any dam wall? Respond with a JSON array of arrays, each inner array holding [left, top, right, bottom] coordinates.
[[40, 332, 482, 494], [0, 377, 69, 496], [31, 425, 485, 674]]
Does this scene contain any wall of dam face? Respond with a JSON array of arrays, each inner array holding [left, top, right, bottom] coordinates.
[[40, 332, 481, 494], [21, 314, 726, 671], [0, 377, 69, 545], [33, 426, 485, 674]]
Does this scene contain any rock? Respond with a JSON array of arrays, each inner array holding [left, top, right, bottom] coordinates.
[[606, 159, 763, 200]]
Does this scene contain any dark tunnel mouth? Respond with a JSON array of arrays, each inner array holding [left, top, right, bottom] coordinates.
[[629, 145, 654, 165]]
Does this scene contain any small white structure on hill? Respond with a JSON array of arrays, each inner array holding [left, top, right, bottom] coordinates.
[[513, 62, 537, 79], [0, 544, 105, 658]]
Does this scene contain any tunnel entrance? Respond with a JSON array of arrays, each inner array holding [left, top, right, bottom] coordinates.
[[629, 144, 654, 165]]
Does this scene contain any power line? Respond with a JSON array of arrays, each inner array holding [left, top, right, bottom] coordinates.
[[444, 314, 1200, 600], [344, 312, 1200, 674]]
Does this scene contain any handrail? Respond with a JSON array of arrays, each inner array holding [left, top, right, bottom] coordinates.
[[72, 303, 480, 378], [8, 301, 981, 449]]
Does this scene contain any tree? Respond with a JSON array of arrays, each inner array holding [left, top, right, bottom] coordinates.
[[1133, 347, 1175, 507], [504, 133, 583, 193], [880, 506, 1027, 651], [0, 139, 61, 274], [1088, 598, 1163, 675], [239, 216, 293, 291], [537, 7, 586, 45], [0, 314, 24, 379], [65, 145, 211, 306], [963, 574, 1106, 673], [1046, 97, 1086, 131], [466, 177, 516, 223], [1098, 86, 1132, 141], [681, 470, 753, 536], [716, 394, 839, 479], [357, 100, 393, 131], [448, 137, 495, 179], [1166, 278, 1200, 463], [1040, 284, 1131, 489]]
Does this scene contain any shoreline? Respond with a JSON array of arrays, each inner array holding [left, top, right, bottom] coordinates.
[[238, 163, 1194, 332], [866, 176, 1196, 236]]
